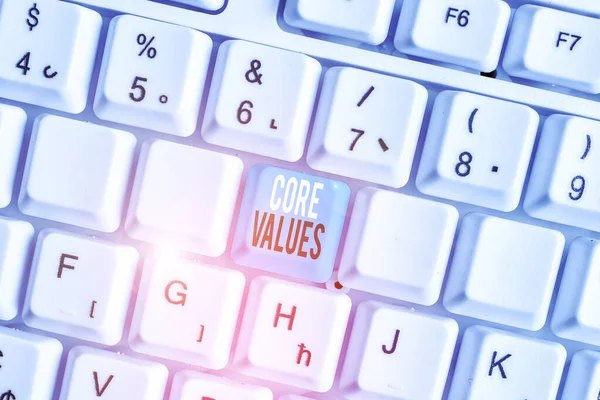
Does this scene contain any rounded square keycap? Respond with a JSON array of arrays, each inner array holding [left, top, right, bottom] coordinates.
[[503, 5, 600, 93], [234, 276, 351, 392], [59, 346, 168, 400], [23, 229, 139, 345], [524, 115, 600, 231], [561, 350, 600, 400], [125, 139, 243, 257], [0, 104, 26, 208], [170, 370, 273, 400], [448, 326, 565, 400], [202, 40, 321, 161], [0, 217, 34, 321], [416, 91, 539, 212], [443, 213, 564, 330], [339, 301, 458, 399], [0, 327, 63, 400], [395, 0, 510, 72], [94, 15, 212, 136], [307, 67, 427, 188], [284, 0, 395, 45], [0, 0, 101, 112], [232, 165, 350, 283], [551, 237, 600, 346], [338, 188, 458, 306], [19, 114, 136, 232], [129, 256, 245, 370]]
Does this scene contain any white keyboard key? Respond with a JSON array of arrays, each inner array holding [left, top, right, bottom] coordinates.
[[0, 105, 26, 208], [125, 140, 243, 257], [0, 217, 34, 321], [168, 0, 225, 12], [416, 91, 539, 211], [395, 0, 510, 72], [170, 370, 273, 400], [0, 327, 63, 400], [202, 40, 321, 162], [551, 237, 600, 346], [443, 214, 564, 330], [283, 0, 395, 45], [307, 68, 427, 188], [339, 301, 458, 399], [59, 346, 168, 400], [234, 276, 351, 392], [94, 15, 212, 136], [338, 188, 458, 306], [447, 326, 565, 400], [561, 350, 600, 400], [19, 115, 136, 232], [513, 0, 600, 17], [0, 0, 101, 113], [129, 257, 245, 370], [23, 229, 138, 345], [503, 5, 600, 93], [524, 115, 600, 231]]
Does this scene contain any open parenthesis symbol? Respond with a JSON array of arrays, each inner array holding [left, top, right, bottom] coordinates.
[[43, 65, 58, 79], [468, 108, 478, 134]]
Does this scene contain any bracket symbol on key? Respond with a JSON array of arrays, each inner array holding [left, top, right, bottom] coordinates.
[[581, 134, 592, 160]]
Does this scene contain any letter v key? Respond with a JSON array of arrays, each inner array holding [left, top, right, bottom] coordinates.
[[93, 371, 114, 397]]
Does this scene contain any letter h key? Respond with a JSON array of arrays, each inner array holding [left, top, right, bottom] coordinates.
[[234, 277, 351, 392]]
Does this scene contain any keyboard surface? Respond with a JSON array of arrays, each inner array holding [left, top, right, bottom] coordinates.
[[1, 0, 600, 399]]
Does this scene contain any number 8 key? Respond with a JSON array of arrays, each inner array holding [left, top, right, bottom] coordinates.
[[416, 91, 539, 212]]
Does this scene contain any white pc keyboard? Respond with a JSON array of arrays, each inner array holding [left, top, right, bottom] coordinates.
[[2, 0, 600, 399]]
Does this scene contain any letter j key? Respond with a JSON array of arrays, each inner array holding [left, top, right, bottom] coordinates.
[[231, 165, 350, 283]]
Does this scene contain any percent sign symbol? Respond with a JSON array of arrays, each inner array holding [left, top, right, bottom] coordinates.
[[137, 34, 157, 58]]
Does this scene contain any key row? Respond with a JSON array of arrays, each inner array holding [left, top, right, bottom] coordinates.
[[285, 0, 600, 94], [2, 212, 600, 347], [4, 303, 599, 399], [3, 96, 598, 239], [1, 111, 598, 334]]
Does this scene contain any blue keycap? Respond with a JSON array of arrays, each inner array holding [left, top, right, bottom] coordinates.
[[232, 165, 350, 282]]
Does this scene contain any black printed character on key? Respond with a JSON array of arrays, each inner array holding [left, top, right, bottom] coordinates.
[[569, 134, 591, 201], [349, 85, 389, 152], [239, 59, 279, 130], [0, 390, 15, 400], [17, 4, 59, 80]]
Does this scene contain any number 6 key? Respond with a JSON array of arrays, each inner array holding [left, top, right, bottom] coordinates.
[[201, 40, 321, 162], [416, 91, 539, 212]]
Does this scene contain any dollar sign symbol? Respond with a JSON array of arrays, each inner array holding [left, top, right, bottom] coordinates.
[[26, 3, 39, 32], [0, 390, 16, 400]]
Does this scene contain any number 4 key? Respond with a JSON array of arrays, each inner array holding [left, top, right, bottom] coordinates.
[[0, 0, 102, 113]]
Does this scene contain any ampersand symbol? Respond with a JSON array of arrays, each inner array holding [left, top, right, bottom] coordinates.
[[245, 59, 263, 85]]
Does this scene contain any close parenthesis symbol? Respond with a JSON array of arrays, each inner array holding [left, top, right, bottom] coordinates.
[[468, 108, 478, 134], [43, 66, 58, 79], [582, 134, 592, 160]]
